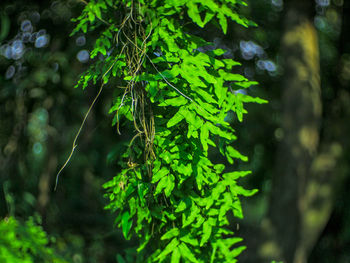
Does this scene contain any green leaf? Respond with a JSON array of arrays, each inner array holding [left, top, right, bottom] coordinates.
[[171, 247, 181, 263], [180, 64, 207, 87], [182, 203, 199, 227], [214, 164, 225, 174], [231, 197, 243, 219], [161, 228, 180, 240], [229, 245, 247, 259], [212, 48, 227, 56], [192, 214, 205, 228], [121, 211, 132, 239], [223, 59, 241, 70], [200, 221, 212, 246], [226, 146, 248, 162], [159, 27, 179, 52], [154, 175, 168, 195], [167, 108, 186, 127], [232, 184, 258, 197], [210, 243, 218, 263], [178, 242, 198, 263], [223, 171, 251, 180], [175, 200, 188, 213], [203, 11, 215, 26], [180, 234, 199, 247], [152, 167, 169, 183], [186, 2, 203, 27], [164, 174, 175, 197], [159, 96, 188, 107], [211, 181, 227, 202], [219, 69, 247, 81], [238, 93, 268, 104], [137, 182, 148, 205], [156, 238, 179, 261], [200, 123, 209, 152], [234, 97, 244, 122], [195, 88, 217, 104], [217, 12, 228, 34]]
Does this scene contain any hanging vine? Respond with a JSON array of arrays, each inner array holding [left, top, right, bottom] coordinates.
[[70, 0, 267, 262]]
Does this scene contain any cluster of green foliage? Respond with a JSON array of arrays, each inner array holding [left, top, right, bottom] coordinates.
[[0, 217, 67, 263], [70, 0, 266, 262]]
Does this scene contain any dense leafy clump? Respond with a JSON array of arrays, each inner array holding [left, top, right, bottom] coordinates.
[[71, 0, 266, 262], [0, 217, 67, 263]]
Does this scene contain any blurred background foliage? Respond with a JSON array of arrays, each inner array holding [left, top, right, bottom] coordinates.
[[0, 0, 130, 262], [0, 216, 68, 263], [0, 0, 349, 262]]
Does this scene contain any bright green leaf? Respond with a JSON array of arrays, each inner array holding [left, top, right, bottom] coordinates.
[[161, 228, 180, 240]]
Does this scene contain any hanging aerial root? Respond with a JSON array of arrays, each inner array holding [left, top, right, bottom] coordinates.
[[54, 59, 116, 191]]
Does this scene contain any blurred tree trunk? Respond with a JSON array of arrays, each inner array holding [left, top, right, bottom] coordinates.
[[263, 1, 350, 263], [37, 135, 57, 226], [0, 88, 28, 218], [266, 0, 322, 262], [300, 1, 350, 261]]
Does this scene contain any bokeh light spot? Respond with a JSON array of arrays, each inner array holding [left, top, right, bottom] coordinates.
[[316, 0, 330, 7], [21, 19, 33, 32], [30, 11, 41, 23], [33, 142, 43, 155], [76, 36, 86, 46], [38, 29, 47, 36], [35, 35, 49, 48], [77, 49, 90, 63], [240, 40, 265, 60], [4, 45, 12, 59], [271, 0, 283, 7], [22, 32, 31, 43], [5, 65, 15, 79], [257, 60, 277, 72], [11, 40, 25, 59]]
